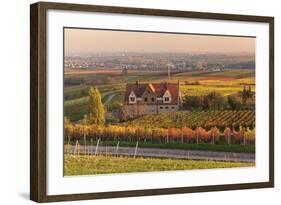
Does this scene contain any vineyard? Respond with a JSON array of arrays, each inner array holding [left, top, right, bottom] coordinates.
[[64, 116, 255, 147], [126, 110, 255, 130]]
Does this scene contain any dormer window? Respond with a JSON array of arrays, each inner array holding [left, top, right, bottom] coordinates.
[[129, 91, 136, 104], [164, 97, 170, 102], [163, 90, 171, 103]]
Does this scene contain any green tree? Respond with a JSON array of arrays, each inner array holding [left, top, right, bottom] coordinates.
[[227, 95, 242, 110], [203, 92, 226, 110], [182, 96, 203, 110], [88, 86, 105, 125]]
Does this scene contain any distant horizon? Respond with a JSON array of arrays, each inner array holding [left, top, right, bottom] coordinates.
[[65, 28, 255, 56], [65, 51, 255, 57]]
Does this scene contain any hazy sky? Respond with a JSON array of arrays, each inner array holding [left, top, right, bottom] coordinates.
[[64, 28, 255, 55]]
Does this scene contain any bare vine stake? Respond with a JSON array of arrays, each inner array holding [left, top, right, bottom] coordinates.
[[73, 140, 78, 155], [84, 133, 86, 154], [68, 144, 71, 154], [95, 138, 100, 156], [115, 141, 120, 156], [134, 141, 139, 158], [77, 143, 80, 155], [90, 138, 93, 155]]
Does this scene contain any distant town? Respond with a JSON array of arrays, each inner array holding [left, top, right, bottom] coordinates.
[[64, 52, 255, 73]]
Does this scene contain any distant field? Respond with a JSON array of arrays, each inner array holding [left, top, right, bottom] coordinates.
[[64, 69, 255, 121], [174, 69, 255, 79], [64, 155, 254, 175], [180, 84, 254, 96]]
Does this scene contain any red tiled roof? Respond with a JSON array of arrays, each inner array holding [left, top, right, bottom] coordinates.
[[124, 82, 179, 105]]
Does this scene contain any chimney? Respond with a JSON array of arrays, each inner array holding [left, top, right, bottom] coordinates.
[[167, 63, 170, 80]]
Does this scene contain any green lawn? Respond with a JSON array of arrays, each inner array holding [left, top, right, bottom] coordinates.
[[64, 155, 254, 176]]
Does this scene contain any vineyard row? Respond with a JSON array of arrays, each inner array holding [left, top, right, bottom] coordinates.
[[64, 123, 255, 145]]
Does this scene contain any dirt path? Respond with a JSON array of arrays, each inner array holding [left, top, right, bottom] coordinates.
[[103, 93, 118, 105], [67, 145, 255, 163]]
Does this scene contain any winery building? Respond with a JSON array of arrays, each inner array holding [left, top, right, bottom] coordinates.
[[123, 81, 181, 118]]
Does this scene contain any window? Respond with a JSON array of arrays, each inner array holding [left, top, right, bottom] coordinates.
[[164, 97, 170, 102], [144, 97, 148, 102], [129, 91, 136, 104], [165, 106, 169, 109], [171, 106, 174, 109], [151, 97, 155, 102], [160, 106, 163, 109]]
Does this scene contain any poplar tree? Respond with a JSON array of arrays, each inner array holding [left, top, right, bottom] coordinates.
[[64, 117, 73, 144], [88, 86, 105, 125]]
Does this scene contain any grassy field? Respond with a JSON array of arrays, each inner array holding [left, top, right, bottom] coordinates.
[[64, 155, 254, 175], [64, 87, 124, 121], [64, 69, 255, 121], [180, 84, 255, 96]]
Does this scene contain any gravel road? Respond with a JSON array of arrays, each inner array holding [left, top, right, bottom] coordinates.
[[66, 145, 255, 163]]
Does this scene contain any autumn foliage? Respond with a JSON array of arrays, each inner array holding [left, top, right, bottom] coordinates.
[[64, 118, 255, 145]]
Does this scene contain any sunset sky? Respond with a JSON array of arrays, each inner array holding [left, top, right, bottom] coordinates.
[[64, 28, 255, 55]]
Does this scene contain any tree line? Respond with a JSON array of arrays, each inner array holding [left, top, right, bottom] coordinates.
[[182, 86, 255, 111]]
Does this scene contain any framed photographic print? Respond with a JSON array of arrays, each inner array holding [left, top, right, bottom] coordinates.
[[30, 1, 274, 202]]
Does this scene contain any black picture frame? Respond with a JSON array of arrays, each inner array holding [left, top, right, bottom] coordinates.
[[30, 1, 274, 202]]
